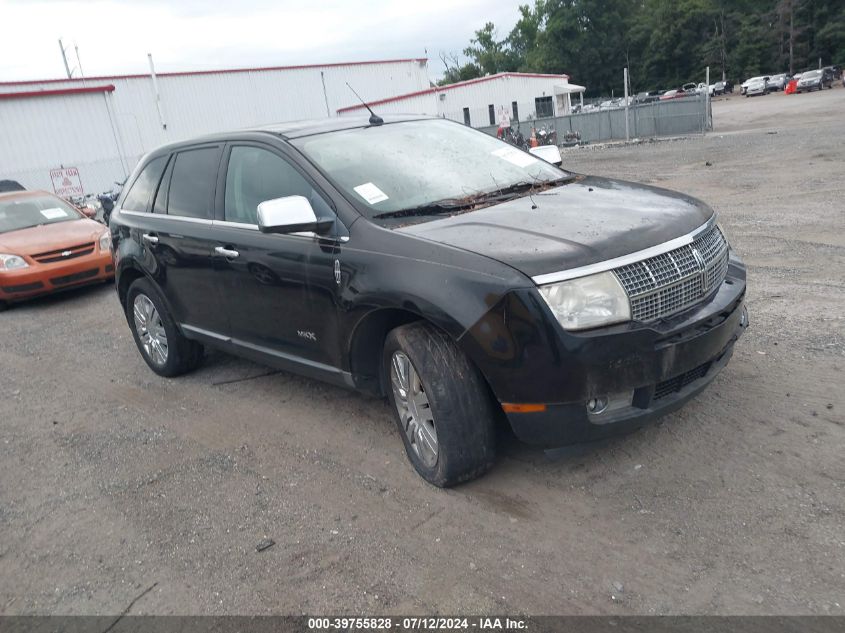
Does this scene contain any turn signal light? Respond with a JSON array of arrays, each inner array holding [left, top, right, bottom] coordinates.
[[501, 403, 547, 414]]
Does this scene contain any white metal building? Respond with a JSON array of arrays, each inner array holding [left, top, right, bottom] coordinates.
[[337, 72, 586, 128], [0, 58, 430, 194]]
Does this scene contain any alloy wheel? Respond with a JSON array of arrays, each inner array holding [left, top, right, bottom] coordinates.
[[390, 351, 438, 468], [133, 294, 168, 366]]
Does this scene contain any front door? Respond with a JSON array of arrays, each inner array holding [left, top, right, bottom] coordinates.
[[213, 144, 344, 372]]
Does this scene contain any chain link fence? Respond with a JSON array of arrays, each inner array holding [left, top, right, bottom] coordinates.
[[476, 94, 711, 144]]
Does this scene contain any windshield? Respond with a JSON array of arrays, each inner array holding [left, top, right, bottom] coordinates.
[[803, 70, 822, 78], [0, 195, 82, 234], [291, 119, 569, 221]]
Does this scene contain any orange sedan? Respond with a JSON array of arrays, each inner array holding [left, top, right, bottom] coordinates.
[[0, 190, 114, 310]]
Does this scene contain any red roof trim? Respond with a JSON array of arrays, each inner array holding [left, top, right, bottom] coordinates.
[[0, 85, 116, 100], [336, 72, 571, 113], [0, 58, 429, 87]]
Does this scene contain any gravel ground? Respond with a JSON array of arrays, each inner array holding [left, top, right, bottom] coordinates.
[[1, 87, 843, 616]]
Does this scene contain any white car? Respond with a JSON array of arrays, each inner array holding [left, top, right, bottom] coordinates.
[[741, 75, 769, 95], [745, 78, 767, 97]]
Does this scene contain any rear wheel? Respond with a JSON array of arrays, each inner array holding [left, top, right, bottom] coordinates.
[[125, 277, 203, 377], [0, 301, 7, 313], [383, 322, 496, 487]]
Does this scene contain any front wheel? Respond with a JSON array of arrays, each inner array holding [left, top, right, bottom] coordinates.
[[125, 277, 204, 377], [383, 322, 496, 487]]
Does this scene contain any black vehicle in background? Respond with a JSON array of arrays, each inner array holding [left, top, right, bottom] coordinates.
[[797, 68, 834, 91], [110, 115, 747, 486], [0, 180, 25, 193]]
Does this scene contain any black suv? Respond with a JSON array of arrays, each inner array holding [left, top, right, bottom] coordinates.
[[111, 115, 747, 486]]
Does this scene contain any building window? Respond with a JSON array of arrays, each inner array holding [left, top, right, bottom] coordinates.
[[488, 104, 495, 126], [512, 101, 519, 122], [535, 96, 554, 118], [463, 107, 471, 126]]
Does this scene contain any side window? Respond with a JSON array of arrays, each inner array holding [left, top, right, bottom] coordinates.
[[121, 156, 167, 212], [224, 146, 333, 225], [167, 147, 220, 219]]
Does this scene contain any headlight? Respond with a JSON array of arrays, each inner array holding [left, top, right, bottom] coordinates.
[[0, 253, 29, 271], [538, 271, 631, 331], [98, 230, 112, 252]]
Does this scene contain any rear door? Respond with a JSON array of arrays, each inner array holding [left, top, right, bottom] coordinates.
[[211, 142, 346, 372], [142, 144, 229, 336]]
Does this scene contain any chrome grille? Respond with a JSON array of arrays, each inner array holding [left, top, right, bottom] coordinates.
[[613, 224, 729, 322]]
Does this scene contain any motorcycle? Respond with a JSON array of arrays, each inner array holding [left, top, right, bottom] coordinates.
[[98, 180, 125, 226], [535, 124, 558, 146], [561, 130, 582, 147], [502, 124, 528, 150]]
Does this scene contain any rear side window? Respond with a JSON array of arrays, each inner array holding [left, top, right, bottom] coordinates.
[[122, 156, 167, 212], [167, 147, 220, 219]]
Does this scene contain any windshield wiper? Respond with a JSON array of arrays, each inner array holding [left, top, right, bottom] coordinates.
[[372, 176, 572, 220], [486, 176, 572, 198], [373, 199, 475, 220]]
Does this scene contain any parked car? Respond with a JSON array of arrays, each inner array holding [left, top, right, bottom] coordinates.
[[0, 190, 114, 310], [111, 115, 748, 486], [0, 180, 25, 193], [797, 68, 834, 92], [709, 81, 726, 96], [682, 82, 698, 93], [745, 77, 767, 96], [634, 91, 660, 104], [659, 89, 683, 100], [766, 73, 789, 91], [740, 76, 770, 95]]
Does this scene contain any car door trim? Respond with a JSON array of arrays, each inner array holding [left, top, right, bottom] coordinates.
[[119, 209, 214, 225], [180, 323, 353, 384]]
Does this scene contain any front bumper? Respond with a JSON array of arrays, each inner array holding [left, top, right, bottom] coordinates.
[[462, 254, 748, 447], [505, 305, 746, 446], [0, 251, 114, 303]]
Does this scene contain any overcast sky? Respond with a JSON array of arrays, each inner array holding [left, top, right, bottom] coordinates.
[[1, 0, 522, 82]]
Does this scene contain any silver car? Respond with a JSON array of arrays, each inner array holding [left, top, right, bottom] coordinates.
[[741, 75, 769, 95], [745, 78, 767, 96], [766, 73, 789, 91]]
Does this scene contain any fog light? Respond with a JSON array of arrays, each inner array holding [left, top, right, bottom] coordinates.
[[587, 397, 609, 414], [586, 391, 634, 418]]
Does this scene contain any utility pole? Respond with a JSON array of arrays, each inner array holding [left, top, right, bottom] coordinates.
[[320, 71, 331, 118], [705, 66, 711, 132], [58, 39, 72, 79], [623, 67, 630, 142], [148, 53, 167, 131], [74, 44, 85, 79]]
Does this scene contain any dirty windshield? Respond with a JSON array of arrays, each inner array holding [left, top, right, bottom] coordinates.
[[291, 118, 570, 221]]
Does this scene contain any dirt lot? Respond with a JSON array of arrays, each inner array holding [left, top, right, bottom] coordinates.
[[1, 87, 843, 617]]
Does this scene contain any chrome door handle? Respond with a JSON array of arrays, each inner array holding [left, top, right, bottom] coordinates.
[[214, 246, 239, 258], [142, 233, 159, 245]]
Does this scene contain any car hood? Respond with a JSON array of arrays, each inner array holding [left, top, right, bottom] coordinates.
[[0, 219, 105, 257], [396, 176, 714, 279]]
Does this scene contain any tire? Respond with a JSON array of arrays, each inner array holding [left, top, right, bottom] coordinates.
[[383, 322, 496, 487], [125, 277, 203, 377], [0, 301, 7, 313]]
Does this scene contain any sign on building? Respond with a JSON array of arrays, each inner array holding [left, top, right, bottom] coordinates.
[[50, 167, 84, 198]]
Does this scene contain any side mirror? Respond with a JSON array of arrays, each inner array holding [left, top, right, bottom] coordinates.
[[257, 196, 333, 235], [529, 144, 563, 166]]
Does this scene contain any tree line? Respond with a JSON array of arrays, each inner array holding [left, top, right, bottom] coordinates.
[[440, 0, 845, 96]]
